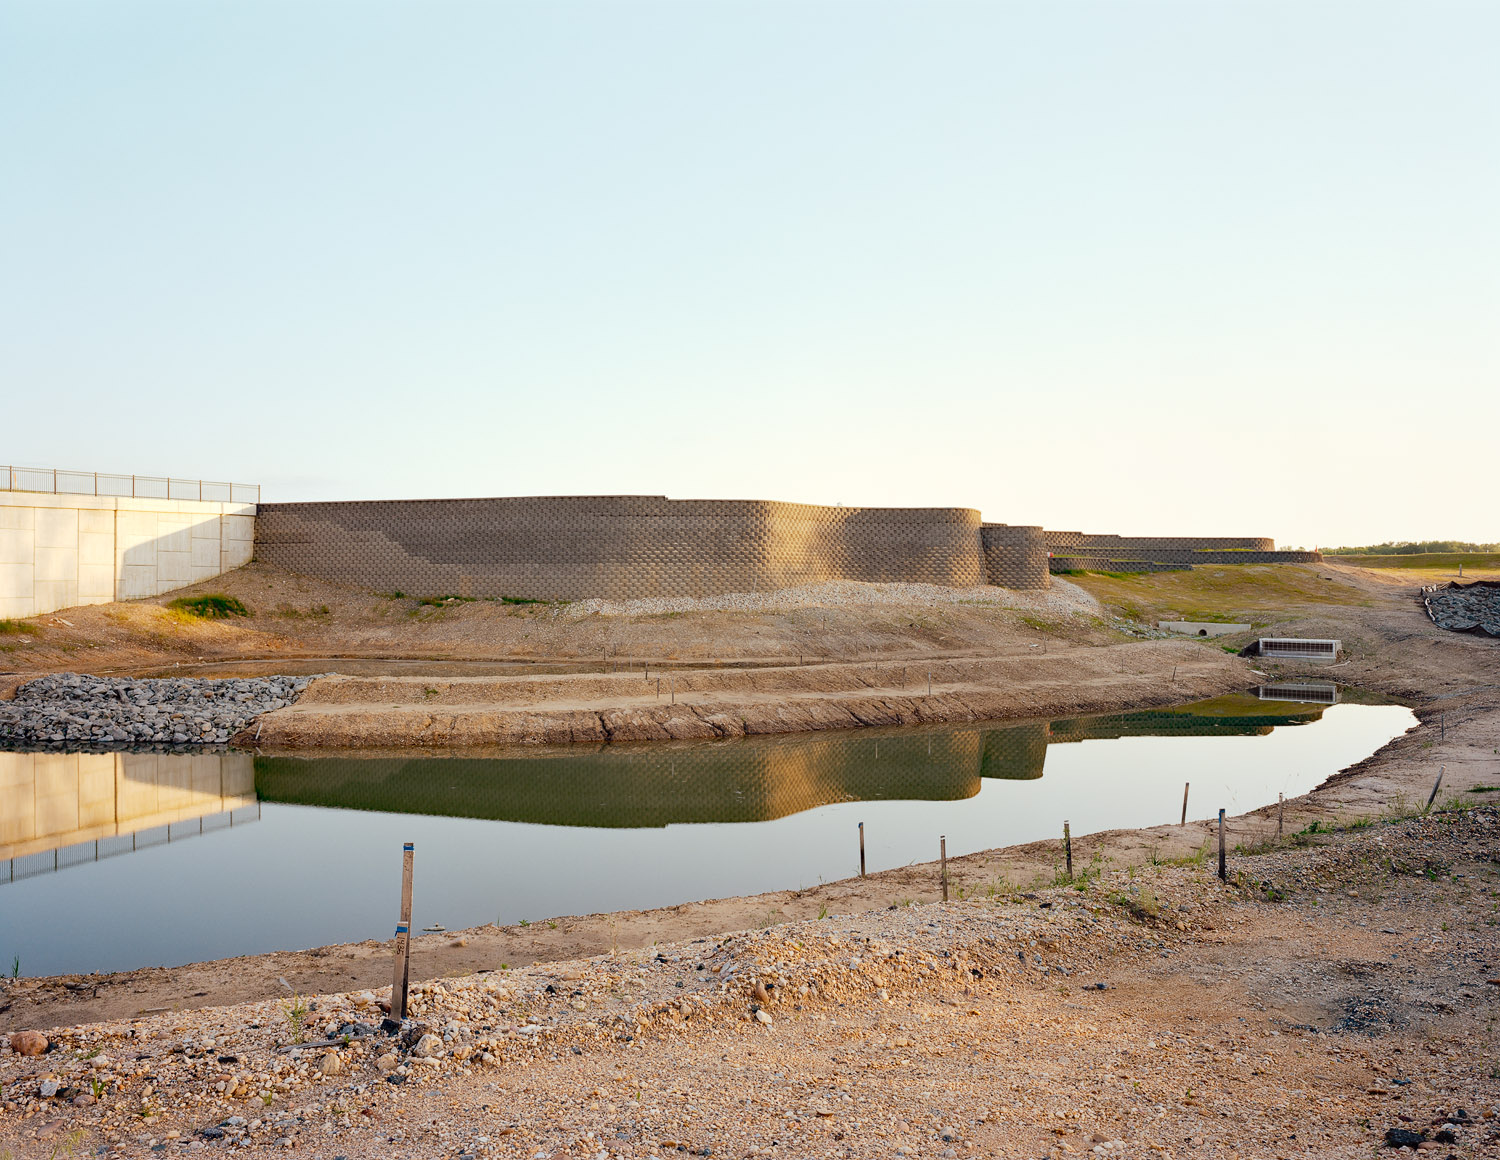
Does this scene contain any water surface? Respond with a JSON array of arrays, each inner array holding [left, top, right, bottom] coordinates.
[[0, 690, 1412, 976]]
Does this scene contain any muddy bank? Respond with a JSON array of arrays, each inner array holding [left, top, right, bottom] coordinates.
[[238, 640, 1249, 748]]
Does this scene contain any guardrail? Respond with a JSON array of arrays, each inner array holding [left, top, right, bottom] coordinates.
[[1, 465, 259, 504]]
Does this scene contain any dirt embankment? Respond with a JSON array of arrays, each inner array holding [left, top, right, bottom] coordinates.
[[242, 640, 1248, 748]]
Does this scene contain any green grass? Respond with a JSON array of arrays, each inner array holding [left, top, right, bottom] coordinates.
[[167, 593, 250, 619], [1325, 552, 1500, 575], [1069, 564, 1369, 625], [0, 619, 38, 635]]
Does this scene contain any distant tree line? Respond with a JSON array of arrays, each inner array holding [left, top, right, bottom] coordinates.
[[1327, 541, 1500, 555]]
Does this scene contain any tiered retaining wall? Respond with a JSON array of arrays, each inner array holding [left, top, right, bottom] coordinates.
[[1041, 530, 1318, 574]]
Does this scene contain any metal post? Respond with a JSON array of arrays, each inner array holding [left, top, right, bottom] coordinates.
[[940, 836, 948, 902], [1181, 782, 1190, 826], [1427, 765, 1445, 812], [859, 822, 866, 878], [1217, 810, 1226, 882], [1277, 793, 1284, 837], [1063, 820, 1072, 879], [390, 843, 414, 1022]]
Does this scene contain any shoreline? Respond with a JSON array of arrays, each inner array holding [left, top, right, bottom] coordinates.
[[5, 670, 1485, 1034]]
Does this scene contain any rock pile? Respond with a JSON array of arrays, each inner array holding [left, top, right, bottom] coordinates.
[[0, 673, 314, 748]]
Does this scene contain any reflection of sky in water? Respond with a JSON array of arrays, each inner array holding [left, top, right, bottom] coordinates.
[[0, 698, 1413, 976]]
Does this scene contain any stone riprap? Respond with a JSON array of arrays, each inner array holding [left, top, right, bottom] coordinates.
[[0, 674, 314, 749], [1422, 580, 1500, 638]]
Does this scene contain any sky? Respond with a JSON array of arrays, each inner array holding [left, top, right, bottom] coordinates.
[[2, 2, 1495, 550]]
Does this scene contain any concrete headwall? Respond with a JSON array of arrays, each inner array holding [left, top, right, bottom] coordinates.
[[0, 493, 255, 619], [254, 496, 1042, 600]]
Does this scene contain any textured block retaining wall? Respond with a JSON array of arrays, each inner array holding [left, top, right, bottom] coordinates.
[[254, 496, 1301, 600], [255, 497, 1057, 599]]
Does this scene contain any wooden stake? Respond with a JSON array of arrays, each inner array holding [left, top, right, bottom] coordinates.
[[1426, 765, 1445, 811], [927, 670, 932, 697], [390, 842, 414, 1022], [1063, 820, 1073, 879], [1217, 810, 1226, 882], [1277, 792, 1284, 837], [671, 676, 675, 704], [940, 836, 948, 902], [1181, 782, 1190, 826], [859, 822, 866, 878]]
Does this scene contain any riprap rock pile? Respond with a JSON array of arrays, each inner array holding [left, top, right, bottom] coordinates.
[[0, 673, 314, 748]]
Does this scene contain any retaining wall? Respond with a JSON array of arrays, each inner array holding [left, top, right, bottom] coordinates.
[[256, 496, 1056, 599], [0, 493, 256, 619]]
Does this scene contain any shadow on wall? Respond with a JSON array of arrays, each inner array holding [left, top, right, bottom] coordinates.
[[0, 493, 255, 619], [253, 496, 1053, 600]]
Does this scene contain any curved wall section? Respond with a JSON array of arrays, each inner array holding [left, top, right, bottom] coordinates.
[[255, 496, 992, 602], [980, 524, 1051, 590]]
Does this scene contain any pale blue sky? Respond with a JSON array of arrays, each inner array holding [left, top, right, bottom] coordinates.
[[3, 2, 1495, 549]]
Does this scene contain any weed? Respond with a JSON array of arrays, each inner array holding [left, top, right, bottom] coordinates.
[[282, 994, 309, 1043], [416, 594, 475, 607], [519, 918, 531, 927], [0, 619, 38, 635], [89, 1078, 105, 1100], [381, 590, 407, 599], [895, 896, 916, 908], [168, 593, 250, 619], [817, 903, 830, 920], [1106, 886, 1160, 921], [9, 955, 17, 979], [547, 920, 558, 930], [49, 1129, 86, 1160]]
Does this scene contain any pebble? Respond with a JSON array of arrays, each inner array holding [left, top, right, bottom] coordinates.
[[8, 1029, 49, 1056]]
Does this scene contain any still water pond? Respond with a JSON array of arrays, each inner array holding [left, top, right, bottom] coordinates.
[[1, 689, 1412, 976]]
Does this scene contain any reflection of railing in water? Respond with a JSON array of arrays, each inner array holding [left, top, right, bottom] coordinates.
[[3, 804, 261, 884], [0, 752, 258, 884]]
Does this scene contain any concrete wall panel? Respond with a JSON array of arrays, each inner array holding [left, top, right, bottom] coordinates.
[[0, 493, 256, 618]]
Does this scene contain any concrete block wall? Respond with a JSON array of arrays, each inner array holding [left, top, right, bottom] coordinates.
[[256, 496, 1015, 601], [0, 492, 255, 619], [1043, 531, 1276, 552], [979, 524, 1051, 590]]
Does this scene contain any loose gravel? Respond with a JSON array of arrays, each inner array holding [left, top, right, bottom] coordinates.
[[0, 673, 315, 749], [5, 807, 1497, 1159], [563, 578, 1101, 620]]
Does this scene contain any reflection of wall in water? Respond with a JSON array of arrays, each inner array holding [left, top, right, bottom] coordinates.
[[0, 752, 257, 883], [257, 730, 990, 828]]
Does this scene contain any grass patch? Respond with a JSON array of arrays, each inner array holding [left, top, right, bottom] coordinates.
[[0, 619, 39, 635], [167, 594, 250, 619], [416, 594, 476, 607], [1068, 564, 1368, 626]]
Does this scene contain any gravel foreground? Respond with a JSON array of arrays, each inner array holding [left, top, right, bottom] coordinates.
[[4, 807, 1497, 1160], [0, 674, 314, 749]]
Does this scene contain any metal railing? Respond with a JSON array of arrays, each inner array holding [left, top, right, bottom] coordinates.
[[1, 465, 259, 504]]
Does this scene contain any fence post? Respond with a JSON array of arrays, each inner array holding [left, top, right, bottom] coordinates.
[[390, 842, 415, 1022], [1181, 782, 1190, 826], [859, 822, 866, 878], [1063, 820, 1073, 879], [1217, 810, 1226, 882], [940, 836, 948, 902]]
